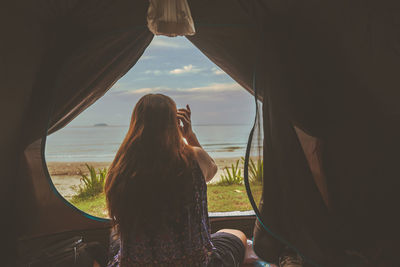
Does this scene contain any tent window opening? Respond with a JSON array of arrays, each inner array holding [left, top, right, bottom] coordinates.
[[45, 36, 262, 219]]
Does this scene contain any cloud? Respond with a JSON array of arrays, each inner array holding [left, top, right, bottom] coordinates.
[[151, 38, 189, 49], [122, 87, 166, 95], [70, 82, 253, 126], [185, 83, 241, 93], [140, 55, 154, 60], [123, 83, 242, 96], [212, 67, 225, 75], [169, 64, 201, 75], [144, 70, 163, 75], [142, 65, 203, 75]]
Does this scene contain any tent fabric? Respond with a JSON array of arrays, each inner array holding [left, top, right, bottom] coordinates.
[[2, 1, 153, 265], [243, 0, 400, 264], [22, 1, 154, 144], [147, 0, 196, 37], [17, 0, 153, 233], [1, 0, 400, 265], [189, 1, 336, 264], [187, 0, 259, 97], [191, 0, 400, 264]]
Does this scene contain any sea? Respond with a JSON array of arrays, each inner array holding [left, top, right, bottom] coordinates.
[[45, 124, 261, 162]]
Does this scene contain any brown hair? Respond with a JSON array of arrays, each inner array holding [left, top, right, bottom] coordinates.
[[105, 94, 193, 235]]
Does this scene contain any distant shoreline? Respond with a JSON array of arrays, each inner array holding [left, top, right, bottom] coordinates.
[[47, 157, 241, 176]]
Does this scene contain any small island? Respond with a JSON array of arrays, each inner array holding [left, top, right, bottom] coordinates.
[[94, 123, 108, 127]]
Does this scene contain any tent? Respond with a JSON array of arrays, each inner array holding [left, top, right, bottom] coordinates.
[[1, 0, 399, 266]]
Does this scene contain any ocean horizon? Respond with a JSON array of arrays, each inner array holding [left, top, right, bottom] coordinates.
[[46, 124, 261, 162]]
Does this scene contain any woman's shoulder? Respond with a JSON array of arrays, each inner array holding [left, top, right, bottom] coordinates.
[[190, 146, 209, 160]]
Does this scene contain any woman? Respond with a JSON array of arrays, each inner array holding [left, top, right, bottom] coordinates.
[[105, 94, 247, 266]]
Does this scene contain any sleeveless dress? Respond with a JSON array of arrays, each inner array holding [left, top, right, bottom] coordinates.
[[107, 161, 215, 266]]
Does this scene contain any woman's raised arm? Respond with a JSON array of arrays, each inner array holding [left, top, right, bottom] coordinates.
[[177, 105, 217, 182]]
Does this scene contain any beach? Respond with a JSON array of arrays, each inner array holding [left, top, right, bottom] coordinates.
[[48, 157, 243, 199], [46, 124, 260, 201]]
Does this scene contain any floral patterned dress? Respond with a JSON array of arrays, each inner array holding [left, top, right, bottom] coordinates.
[[108, 161, 215, 266]]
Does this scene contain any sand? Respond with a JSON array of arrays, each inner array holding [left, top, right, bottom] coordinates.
[[47, 157, 243, 199]]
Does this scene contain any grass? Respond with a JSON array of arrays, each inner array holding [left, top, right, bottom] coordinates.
[[207, 184, 262, 212], [71, 194, 108, 217], [71, 164, 107, 201], [71, 184, 263, 218]]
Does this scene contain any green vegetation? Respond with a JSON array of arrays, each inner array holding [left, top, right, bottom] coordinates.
[[70, 162, 264, 218], [216, 159, 243, 185], [207, 184, 262, 212], [71, 193, 108, 217], [216, 158, 264, 186], [241, 157, 263, 184], [71, 164, 108, 202], [71, 184, 263, 218]]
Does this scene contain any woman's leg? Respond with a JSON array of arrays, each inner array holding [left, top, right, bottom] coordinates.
[[217, 229, 247, 248], [217, 229, 264, 266], [208, 229, 247, 266]]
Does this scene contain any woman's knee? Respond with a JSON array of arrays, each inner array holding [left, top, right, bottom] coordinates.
[[217, 229, 247, 247]]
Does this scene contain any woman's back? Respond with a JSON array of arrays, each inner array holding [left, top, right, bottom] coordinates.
[[106, 95, 246, 267], [108, 161, 214, 267]]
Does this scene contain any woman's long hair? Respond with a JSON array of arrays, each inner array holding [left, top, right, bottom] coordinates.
[[105, 94, 194, 236]]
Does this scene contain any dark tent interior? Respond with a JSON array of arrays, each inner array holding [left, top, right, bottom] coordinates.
[[1, 0, 399, 266]]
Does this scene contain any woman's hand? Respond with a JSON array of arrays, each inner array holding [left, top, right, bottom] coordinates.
[[178, 105, 217, 180], [177, 105, 193, 138], [177, 105, 201, 147]]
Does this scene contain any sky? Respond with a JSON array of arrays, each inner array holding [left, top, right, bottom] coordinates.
[[68, 36, 255, 127]]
